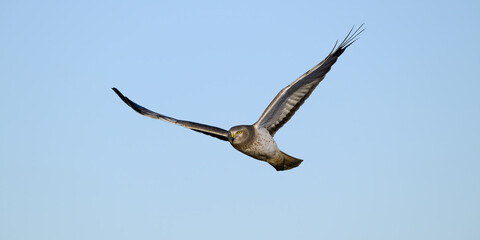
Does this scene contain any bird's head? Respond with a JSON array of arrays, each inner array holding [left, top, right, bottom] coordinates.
[[228, 125, 252, 145]]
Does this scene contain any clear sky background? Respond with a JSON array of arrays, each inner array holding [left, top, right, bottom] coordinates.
[[1, 0, 479, 239]]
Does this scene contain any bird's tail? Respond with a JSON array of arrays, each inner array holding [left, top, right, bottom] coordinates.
[[269, 151, 303, 171]]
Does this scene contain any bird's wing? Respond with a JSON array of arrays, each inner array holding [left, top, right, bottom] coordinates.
[[112, 88, 229, 141], [254, 25, 364, 136]]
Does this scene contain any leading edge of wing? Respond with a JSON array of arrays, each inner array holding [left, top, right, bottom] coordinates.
[[112, 88, 229, 141]]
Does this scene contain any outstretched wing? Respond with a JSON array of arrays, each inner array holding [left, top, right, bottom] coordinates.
[[112, 88, 229, 141], [254, 24, 364, 136]]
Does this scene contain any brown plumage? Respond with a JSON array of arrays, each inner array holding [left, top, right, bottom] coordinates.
[[112, 25, 364, 171]]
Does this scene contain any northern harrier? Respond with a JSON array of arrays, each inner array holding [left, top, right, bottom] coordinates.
[[113, 25, 364, 171]]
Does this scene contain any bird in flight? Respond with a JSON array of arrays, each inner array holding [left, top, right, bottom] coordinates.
[[113, 25, 364, 171]]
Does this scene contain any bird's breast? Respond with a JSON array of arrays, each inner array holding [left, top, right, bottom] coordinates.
[[235, 128, 279, 161]]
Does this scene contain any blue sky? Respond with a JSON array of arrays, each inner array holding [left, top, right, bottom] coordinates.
[[1, 0, 479, 239]]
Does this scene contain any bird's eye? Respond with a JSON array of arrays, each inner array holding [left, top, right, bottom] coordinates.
[[237, 131, 242, 135]]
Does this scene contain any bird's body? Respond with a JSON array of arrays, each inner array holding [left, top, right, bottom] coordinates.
[[229, 126, 278, 161], [113, 25, 364, 171], [227, 125, 302, 170]]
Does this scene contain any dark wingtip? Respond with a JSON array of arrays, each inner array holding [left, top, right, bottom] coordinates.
[[329, 24, 365, 58], [112, 87, 122, 97], [340, 23, 365, 50], [111, 87, 148, 116], [112, 88, 130, 104], [111, 87, 131, 107]]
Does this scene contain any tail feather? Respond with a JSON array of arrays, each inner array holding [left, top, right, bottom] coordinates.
[[269, 151, 303, 171]]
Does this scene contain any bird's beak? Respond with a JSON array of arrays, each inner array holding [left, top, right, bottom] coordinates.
[[228, 132, 235, 142]]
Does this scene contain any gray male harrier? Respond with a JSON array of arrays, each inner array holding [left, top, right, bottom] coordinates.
[[113, 25, 364, 171]]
